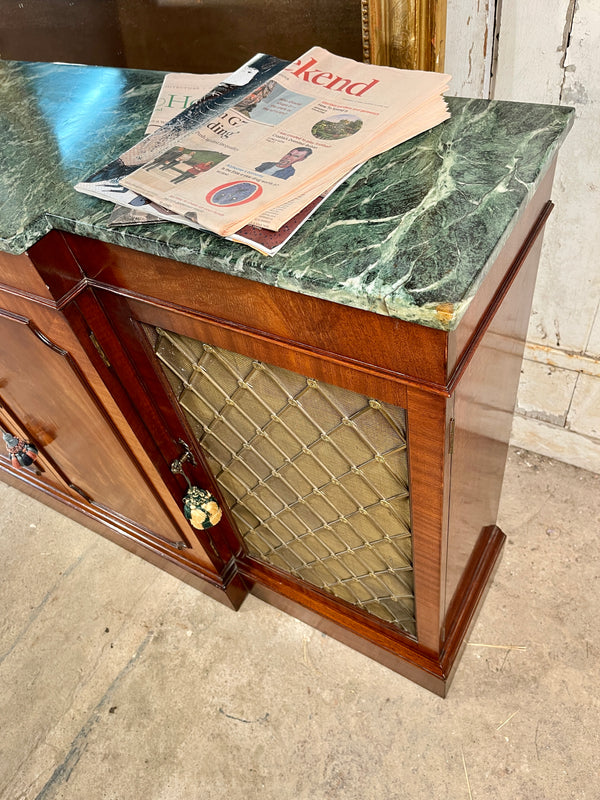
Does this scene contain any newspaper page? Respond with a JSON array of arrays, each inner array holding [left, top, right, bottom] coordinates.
[[75, 53, 289, 207], [145, 72, 229, 133], [120, 47, 450, 237], [257, 95, 449, 231], [107, 71, 228, 228], [107, 66, 361, 255]]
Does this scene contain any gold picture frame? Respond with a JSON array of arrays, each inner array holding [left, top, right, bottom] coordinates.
[[362, 0, 447, 71]]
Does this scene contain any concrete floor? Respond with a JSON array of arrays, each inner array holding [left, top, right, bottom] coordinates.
[[0, 447, 598, 800]]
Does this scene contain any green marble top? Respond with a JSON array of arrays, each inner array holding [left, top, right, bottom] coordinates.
[[0, 59, 573, 330]]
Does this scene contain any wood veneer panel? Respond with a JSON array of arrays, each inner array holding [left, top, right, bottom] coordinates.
[[0, 402, 66, 493], [405, 386, 451, 653], [64, 233, 450, 388], [0, 249, 56, 303], [112, 293, 410, 411], [69, 287, 247, 569], [0, 308, 191, 547], [26, 230, 87, 305], [0, 276, 204, 546], [443, 228, 545, 623], [0, 287, 226, 573]]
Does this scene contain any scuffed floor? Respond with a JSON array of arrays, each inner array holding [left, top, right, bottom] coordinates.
[[1, 447, 598, 800]]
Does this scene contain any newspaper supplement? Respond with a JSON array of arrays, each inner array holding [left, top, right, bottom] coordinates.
[[120, 47, 450, 237], [107, 70, 345, 255], [75, 54, 289, 207], [106, 72, 229, 229], [145, 72, 230, 134]]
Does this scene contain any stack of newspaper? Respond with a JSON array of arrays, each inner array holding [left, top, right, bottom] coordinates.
[[76, 47, 451, 256]]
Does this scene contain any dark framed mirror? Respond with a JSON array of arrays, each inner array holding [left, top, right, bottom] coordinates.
[[0, 0, 446, 72]]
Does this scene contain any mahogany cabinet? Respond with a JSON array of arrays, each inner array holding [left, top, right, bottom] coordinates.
[[0, 153, 554, 695], [0, 246, 242, 604], [0, 58, 574, 694]]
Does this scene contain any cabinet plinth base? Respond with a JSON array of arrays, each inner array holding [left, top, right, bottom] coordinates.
[[2, 457, 506, 694], [244, 525, 506, 696], [0, 462, 248, 611]]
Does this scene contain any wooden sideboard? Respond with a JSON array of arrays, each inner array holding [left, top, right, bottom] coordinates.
[[0, 59, 573, 694], [0, 159, 555, 694]]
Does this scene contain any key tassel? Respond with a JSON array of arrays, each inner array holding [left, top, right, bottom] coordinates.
[[3, 432, 39, 469], [183, 486, 223, 530]]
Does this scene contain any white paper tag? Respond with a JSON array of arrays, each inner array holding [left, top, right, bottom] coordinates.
[[225, 59, 264, 87]]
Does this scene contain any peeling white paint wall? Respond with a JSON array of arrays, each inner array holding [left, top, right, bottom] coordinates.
[[445, 0, 600, 473], [445, 0, 496, 96]]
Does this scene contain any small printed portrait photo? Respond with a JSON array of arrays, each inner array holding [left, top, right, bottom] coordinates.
[[206, 180, 263, 207], [254, 147, 313, 180], [311, 113, 363, 140], [235, 81, 313, 125]]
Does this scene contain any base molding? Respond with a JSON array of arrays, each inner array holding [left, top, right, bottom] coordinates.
[[0, 464, 248, 610], [0, 465, 506, 696], [240, 527, 506, 697], [440, 525, 506, 685]]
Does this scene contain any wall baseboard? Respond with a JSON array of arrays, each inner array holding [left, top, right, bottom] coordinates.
[[510, 413, 600, 474], [524, 342, 600, 379]]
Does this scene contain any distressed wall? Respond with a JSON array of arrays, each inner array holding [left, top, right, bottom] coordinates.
[[445, 0, 496, 96], [445, 0, 600, 473]]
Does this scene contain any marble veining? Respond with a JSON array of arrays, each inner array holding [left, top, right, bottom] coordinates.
[[0, 59, 573, 330]]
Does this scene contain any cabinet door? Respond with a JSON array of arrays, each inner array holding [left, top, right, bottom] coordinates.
[[66, 290, 245, 571], [88, 288, 418, 638], [0, 306, 190, 549]]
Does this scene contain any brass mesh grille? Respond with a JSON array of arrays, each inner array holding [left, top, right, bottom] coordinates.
[[147, 327, 415, 636]]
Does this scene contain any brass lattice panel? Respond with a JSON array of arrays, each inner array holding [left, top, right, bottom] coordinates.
[[147, 327, 415, 636]]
